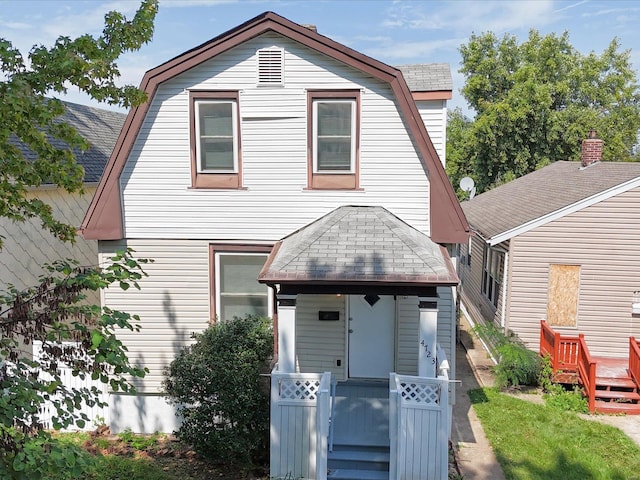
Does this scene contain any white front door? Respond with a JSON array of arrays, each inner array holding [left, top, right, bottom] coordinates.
[[348, 295, 395, 378]]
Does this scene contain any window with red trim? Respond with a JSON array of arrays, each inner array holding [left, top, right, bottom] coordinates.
[[190, 91, 242, 189], [209, 245, 272, 322], [307, 90, 360, 190]]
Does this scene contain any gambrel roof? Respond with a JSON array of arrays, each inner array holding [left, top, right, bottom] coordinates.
[[81, 11, 468, 243], [462, 160, 640, 245], [259, 205, 459, 286]]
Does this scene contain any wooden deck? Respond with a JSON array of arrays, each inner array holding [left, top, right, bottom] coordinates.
[[540, 321, 640, 414]]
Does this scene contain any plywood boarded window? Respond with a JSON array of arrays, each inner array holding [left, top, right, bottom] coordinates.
[[547, 264, 580, 327]]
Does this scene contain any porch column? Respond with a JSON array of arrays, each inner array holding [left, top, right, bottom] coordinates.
[[418, 297, 439, 378], [277, 294, 297, 373]]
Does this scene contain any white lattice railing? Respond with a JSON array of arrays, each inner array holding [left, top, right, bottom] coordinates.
[[395, 376, 443, 408], [390, 362, 450, 480], [275, 372, 325, 404], [270, 369, 331, 480]]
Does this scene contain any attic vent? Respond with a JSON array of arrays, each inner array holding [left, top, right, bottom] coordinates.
[[257, 47, 284, 85]]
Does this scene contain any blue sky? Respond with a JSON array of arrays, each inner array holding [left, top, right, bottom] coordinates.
[[2, 0, 639, 115]]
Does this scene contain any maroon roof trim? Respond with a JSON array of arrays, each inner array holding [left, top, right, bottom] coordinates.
[[81, 11, 469, 243]]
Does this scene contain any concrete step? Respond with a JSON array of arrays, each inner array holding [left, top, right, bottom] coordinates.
[[329, 446, 390, 463], [327, 468, 388, 480], [328, 445, 390, 472]]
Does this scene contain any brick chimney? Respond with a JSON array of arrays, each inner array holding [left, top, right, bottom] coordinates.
[[581, 129, 603, 167]]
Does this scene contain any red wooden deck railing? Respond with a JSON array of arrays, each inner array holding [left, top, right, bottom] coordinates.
[[630, 337, 640, 386], [576, 335, 597, 413], [540, 321, 597, 412], [540, 320, 581, 372]]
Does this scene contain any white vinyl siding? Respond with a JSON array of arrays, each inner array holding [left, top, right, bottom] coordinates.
[[507, 186, 640, 357], [415, 99, 446, 167], [396, 296, 419, 375], [295, 294, 346, 379], [460, 236, 505, 329], [119, 32, 432, 241], [395, 291, 455, 379], [99, 239, 214, 393]]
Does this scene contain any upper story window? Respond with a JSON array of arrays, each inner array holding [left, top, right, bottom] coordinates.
[[307, 90, 360, 190], [190, 91, 242, 189]]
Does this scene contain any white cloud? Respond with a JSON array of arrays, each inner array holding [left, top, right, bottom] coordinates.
[[162, 0, 239, 6], [0, 21, 32, 30], [381, 0, 559, 35], [368, 37, 465, 60]]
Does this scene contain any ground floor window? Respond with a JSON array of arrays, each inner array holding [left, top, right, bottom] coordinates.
[[482, 245, 503, 308], [210, 245, 272, 322]]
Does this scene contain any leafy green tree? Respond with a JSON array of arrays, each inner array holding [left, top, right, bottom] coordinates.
[[0, 2, 158, 478], [446, 108, 475, 199], [449, 30, 640, 194], [0, 249, 152, 479], [0, 0, 158, 248], [164, 316, 273, 467]]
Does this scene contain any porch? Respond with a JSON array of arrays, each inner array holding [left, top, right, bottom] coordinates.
[[259, 206, 460, 480], [270, 344, 451, 480], [540, 320, 640, 414]]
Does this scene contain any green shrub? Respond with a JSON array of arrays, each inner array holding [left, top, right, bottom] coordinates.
[[0, 430, 94, 480], [544, 385, 588, 413], [473, 323, 542, 388], [538, 355, 588, 412], [494, 341, 542, 387], [163, 315, 273, 466]]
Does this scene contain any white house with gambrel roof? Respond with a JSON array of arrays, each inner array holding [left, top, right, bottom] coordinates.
[[81, 12, 468, 480]]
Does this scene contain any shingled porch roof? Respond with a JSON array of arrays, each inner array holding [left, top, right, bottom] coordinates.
[[258, 206, 458, 290]]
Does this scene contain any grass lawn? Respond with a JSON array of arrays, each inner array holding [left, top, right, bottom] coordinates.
[[469, 388, 640, 480]]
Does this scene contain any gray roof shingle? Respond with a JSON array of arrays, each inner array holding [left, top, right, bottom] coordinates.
[[11, 101, 126, 184], [259, 205, 458, 285], [462, 161, 640, 240], [396, 63, 452, 92]]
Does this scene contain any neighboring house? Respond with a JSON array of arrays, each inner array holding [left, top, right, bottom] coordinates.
[[460, 133, 640, 359], [1, 102, 125, 296], [81, 12, 468, 480]]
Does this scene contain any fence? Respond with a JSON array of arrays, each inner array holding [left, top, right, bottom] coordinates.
[[390, 373, 449, 480], [33, 341, 109, 431], [270, 369, 331, 480]]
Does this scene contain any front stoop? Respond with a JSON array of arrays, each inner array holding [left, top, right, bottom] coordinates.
[[327, 444, 389, 480], [593, 372, 640, 414]]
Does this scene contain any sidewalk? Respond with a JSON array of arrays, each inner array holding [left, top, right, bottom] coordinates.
[[451, 318, 506, 480]]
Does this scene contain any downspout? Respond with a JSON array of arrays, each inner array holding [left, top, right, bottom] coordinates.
[[269, 284, 279, 367], [500, 251, 509, 330]]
